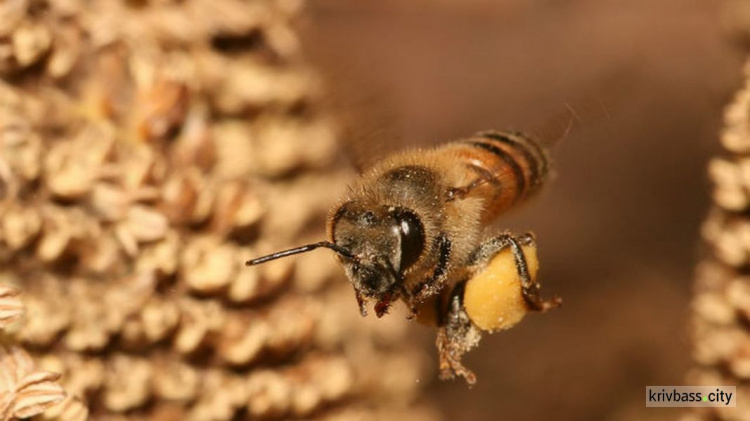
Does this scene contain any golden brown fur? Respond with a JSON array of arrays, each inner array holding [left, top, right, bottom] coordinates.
[[326, 130, 549, 315]]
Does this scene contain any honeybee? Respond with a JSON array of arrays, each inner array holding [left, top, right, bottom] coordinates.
[[246, 130, 561, 384]]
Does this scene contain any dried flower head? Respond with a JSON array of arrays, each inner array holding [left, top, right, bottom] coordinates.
[[0, 347, 66, 420], [689, 59, 750, 421]]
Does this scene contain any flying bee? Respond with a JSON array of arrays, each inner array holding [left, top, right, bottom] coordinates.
[[246, 130, 561, 384]]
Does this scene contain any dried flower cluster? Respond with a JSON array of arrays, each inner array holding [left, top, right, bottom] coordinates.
[[0, 284, 85, 421], [686, 61, 750, 421], [0, 0, 434, 419], [0, 346, 66, 420]]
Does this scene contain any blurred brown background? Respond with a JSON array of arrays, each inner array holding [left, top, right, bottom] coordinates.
[[301, 1, 741, 420]]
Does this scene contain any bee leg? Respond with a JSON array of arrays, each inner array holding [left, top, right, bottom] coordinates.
[[510, 234, 562, 311], [446, 165, 500, 202], [399, 285, 421, 319], [436, 281, 481, 386], [408, 233, 452, 315], [354, 289, 368, 317], [445, 177, 489, 201], [472, 233, 561, 312]]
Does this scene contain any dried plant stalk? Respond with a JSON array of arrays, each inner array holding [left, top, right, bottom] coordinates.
[[686, 61, 750, 421], [0, 0, 434, 419]]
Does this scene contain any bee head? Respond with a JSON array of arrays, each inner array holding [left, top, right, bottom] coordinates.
[[329, 202, 425, 303], [245, 201, 425, 317]]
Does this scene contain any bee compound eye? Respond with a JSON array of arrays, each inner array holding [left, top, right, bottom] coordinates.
[[393, 209, 424, 271]]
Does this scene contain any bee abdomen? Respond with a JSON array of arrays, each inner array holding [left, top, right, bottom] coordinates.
[[451, 131, 549, 221], [475, 131, 549, 195]]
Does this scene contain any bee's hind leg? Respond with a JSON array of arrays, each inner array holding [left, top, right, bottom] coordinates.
[[471, 233, 561, 312], [436, 281, 481, 385]]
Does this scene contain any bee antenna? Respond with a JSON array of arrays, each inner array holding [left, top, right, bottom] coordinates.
[[245, 241, 354, 266]]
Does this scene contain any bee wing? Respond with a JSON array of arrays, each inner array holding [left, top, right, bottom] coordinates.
[[528, 63, 643, 150], [339, 124, 405, 174], [316, 66, 410, 173]]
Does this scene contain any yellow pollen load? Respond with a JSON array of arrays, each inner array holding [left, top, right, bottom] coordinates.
[[464, 243, 539, 332]]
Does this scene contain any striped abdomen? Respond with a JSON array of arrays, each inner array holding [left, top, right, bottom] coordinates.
[[446, 131, 549, 223]]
